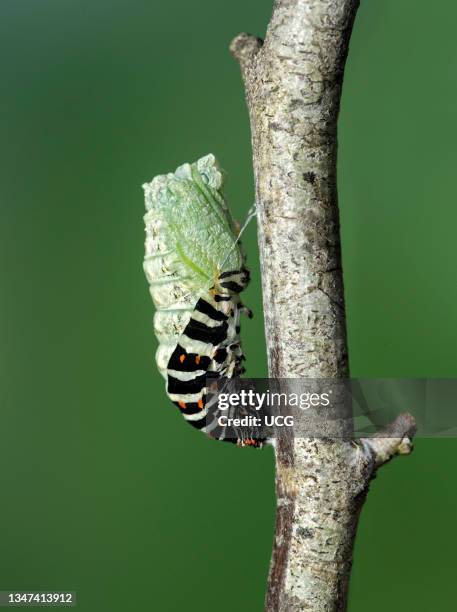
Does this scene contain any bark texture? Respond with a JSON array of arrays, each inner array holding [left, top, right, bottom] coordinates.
[[230, 1, 416, 610]]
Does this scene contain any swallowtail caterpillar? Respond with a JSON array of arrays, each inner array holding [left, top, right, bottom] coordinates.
[[143, 154, 262, 447]]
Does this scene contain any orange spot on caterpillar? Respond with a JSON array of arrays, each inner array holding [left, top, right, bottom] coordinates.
[[195, 355, 200, 365], [178, 401, 186, 409], [197, 399, 204, 409], [179, 354, 186, 363]]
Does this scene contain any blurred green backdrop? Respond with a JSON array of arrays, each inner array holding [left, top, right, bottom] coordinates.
[[1, 1, 456, 610]]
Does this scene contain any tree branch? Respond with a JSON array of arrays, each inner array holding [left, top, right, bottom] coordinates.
[[231, 1, 416, 611], [361, 412, 417, 468], [229, 33, 263, 74]]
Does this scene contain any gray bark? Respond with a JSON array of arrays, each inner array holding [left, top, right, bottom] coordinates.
[[230, 1, 416, 610]]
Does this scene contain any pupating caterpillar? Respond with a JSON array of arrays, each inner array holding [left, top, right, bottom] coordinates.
[[143, 154, 263, 447]]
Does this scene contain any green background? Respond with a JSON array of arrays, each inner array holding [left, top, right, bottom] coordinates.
[[1, 1, 456, 610]]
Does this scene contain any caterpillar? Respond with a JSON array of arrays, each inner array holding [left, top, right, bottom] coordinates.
[[143, 154, 262, 447]]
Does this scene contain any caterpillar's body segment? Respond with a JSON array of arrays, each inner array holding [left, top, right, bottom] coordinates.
[[143, 154, 261, 447]]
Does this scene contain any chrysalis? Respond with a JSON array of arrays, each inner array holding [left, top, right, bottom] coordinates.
[[143, 154, 261, 446]]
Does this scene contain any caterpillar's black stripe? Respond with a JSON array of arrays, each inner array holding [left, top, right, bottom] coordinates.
[[214, 295, 230, 302], [184, 318, 228, 345], [214, 348, 227, 364], [173, 401, 203, 415], [168, 345, 210, 372], [186, 418, 207, 431], [167, 373, 207, 395], [219, 268, 250, 280], [194, 298, 228, 322], [219, 269, 243, 279], [219, 281, 244, 293]]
